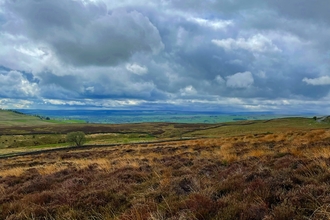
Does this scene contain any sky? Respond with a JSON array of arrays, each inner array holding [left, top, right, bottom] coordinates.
[[0, 0, 330, 113]]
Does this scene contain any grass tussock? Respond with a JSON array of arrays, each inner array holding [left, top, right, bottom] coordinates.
[[2, 129, 330, 219]]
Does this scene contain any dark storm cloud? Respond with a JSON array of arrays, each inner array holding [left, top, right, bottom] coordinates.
[[40, 72, 81, 91], [4, 0, 164, 66]]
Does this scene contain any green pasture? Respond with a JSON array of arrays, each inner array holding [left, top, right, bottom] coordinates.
[[1, 109, 330, 157], [184, 117, 330, 137], [0, 110, 85, 126]]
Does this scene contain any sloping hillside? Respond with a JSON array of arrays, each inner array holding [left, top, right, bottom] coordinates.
[[0, 110, 54, 126], [317, 116, 330, 123]]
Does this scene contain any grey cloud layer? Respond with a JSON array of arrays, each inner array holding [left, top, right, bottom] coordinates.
[[0, 0, 330, 112], [5, 0, 164, 66]]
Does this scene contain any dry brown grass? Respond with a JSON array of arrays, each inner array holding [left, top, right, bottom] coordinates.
[[2, 129, 330, 219], [0, 166, 26, 177]]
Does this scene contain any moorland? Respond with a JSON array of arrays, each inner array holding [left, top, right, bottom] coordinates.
[[1, 110, 330, 219]]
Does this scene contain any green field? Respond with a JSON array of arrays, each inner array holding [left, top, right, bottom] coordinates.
[[1, 109, 330, 157], [185, 117, 330, 137], [0, 110, 85, 126]]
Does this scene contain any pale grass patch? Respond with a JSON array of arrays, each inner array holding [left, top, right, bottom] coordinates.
[[211, 142, 239, 162], [290, 134, 312, 146], [120, 152, 137, 160], [207, 138, 225, 147], [159, 169, 172, 188], [244, 149, 273, 158], [277, 147, 291, 155], [178, 149, 198, 161], [88, 133, 118, 138], [108, 158, 141, 171], [313, 159, 329, 170], [190, 139, 207, 147], [122, 159, 140, 168], [222, 153, 238, 163], [199, 150, 216, 158], [290, 129, 330, 146], [288, 147, 304, 157], [201, 139, 216, 147], [149, 210, 166, 220], [0, 184, 5, 196], [220, 142, 233, 151], [93, 158, 112, 171], [242, 135, 254, 142], [304, 129, 326, 141], [139, 152, 158, 162], [324, 130, 330, 137], [120, 154, 144, 164], [261, 133, 287, 142], [37, 158, 114, 173], [0, 167, 25, 177], [273, 133, 287, 142], [302, 147, 330, 159], [210, 147, 223, 157], [133, 144, 144, 154], [70, 159, 102, 169], [37, 163, 68, 175]]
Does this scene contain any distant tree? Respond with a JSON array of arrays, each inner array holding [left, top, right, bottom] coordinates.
[[313, 116, 317, 121], [66, 131, 86, 147]]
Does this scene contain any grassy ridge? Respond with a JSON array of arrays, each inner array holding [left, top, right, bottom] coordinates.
[[186, 117, 330, 137], [0, 110, 84, 126], [0, 110, 51, 126]]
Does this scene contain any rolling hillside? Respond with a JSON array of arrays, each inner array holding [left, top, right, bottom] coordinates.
[[0, 110, 54, 126]]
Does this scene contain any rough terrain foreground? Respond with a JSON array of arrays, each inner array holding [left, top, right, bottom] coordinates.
[[1, 129, 330, 219]]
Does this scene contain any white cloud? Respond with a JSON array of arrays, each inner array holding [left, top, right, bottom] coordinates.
[[212, 34, 281, 53], [85, 86, 95, 93], [126, 63, 148, 75], [180, 85, 197, 96], [0, 99, 34, 109], [176, 26, 188, 46], [215, 75, 225, 84], [226, 71, 254, 88], [43, 99, 86, 106], [256, 71, 266, 78], [303, 76, 330, 85], [227, 59, 243, 65], [0, 71, 39, 97], [41, 98, 145, 108], [14, 46, 47, 57], [188, 17, 233, 30]]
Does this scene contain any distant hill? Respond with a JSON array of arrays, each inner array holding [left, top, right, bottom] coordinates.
[[316, 116, 330, 123], [0, 110, 53, 126]]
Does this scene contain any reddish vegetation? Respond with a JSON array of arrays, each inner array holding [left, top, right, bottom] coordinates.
[[0, 122, 214, 136], [1, 129, 330, 219]]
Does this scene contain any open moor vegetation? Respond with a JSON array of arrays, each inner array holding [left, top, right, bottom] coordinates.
[[2, 110, 330, 219], [2, 129, 330, 219]]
